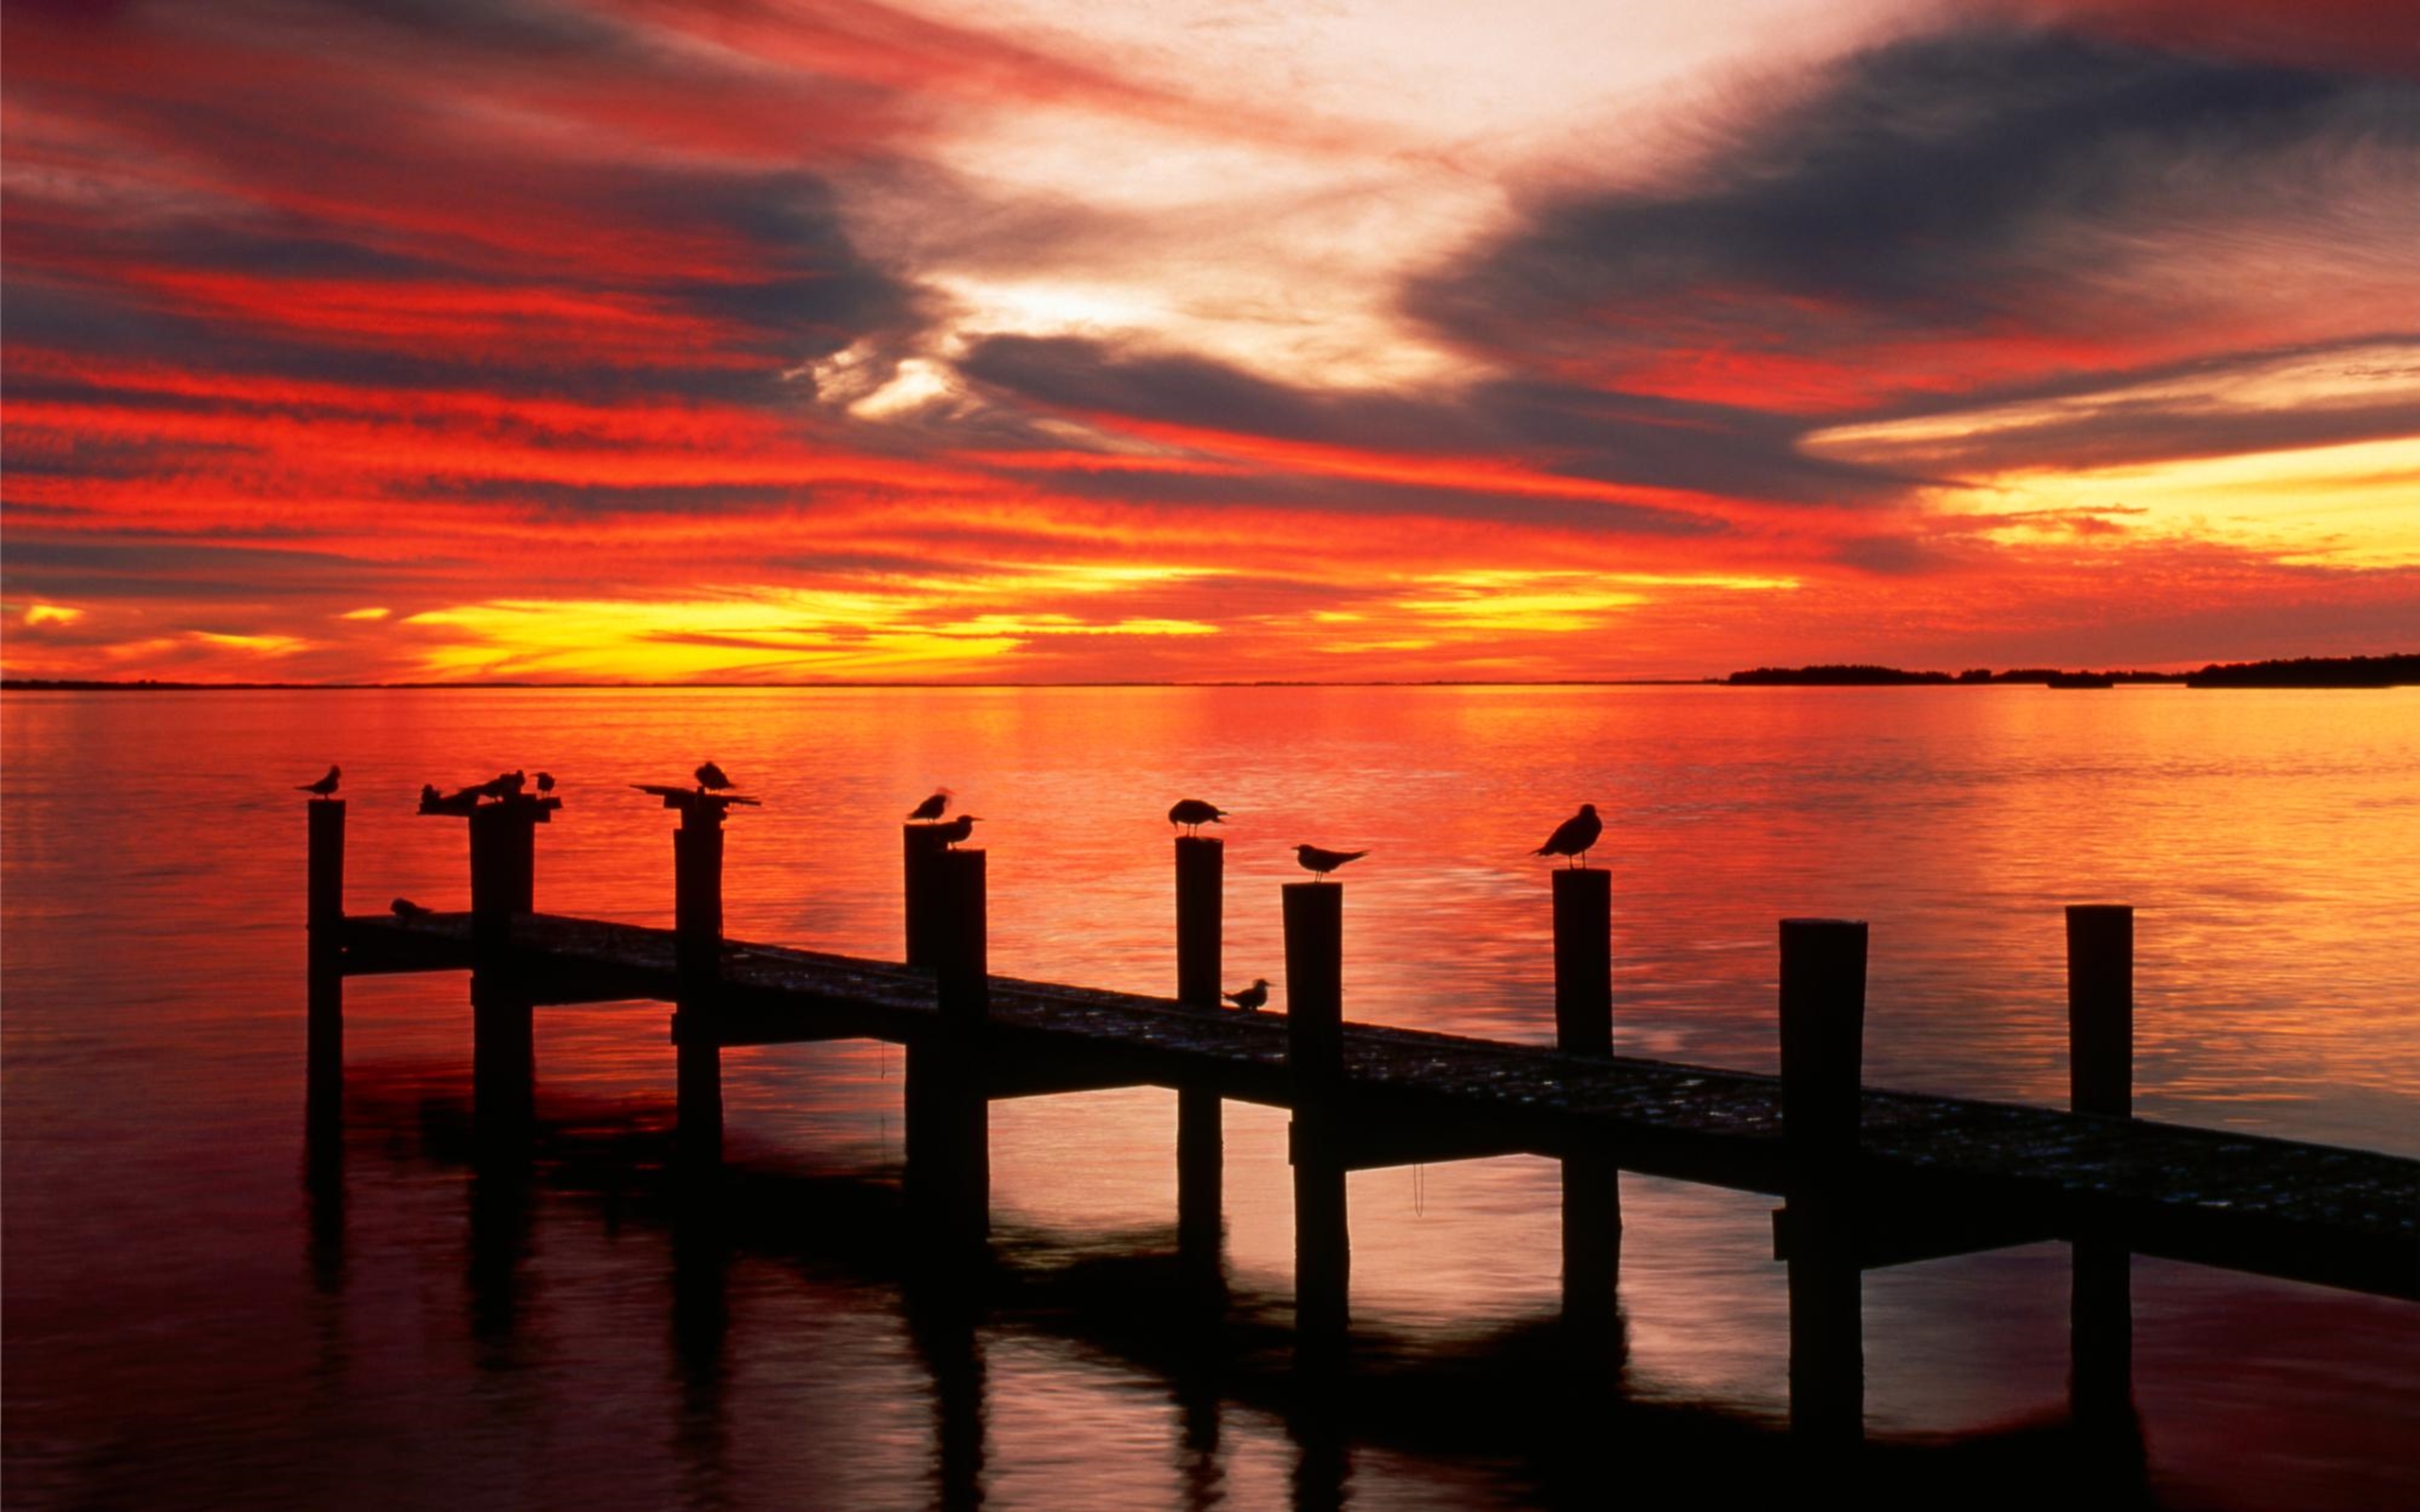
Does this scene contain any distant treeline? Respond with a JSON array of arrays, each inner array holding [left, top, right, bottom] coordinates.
[[1727, 654, 2417, 688]]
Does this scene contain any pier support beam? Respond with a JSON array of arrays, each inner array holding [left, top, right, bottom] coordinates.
[[673, 801, 726, 1163], [903, 823, 949, 969], [305, 798, 346, 1122], [909, 849, 990, 1256], [2068, 903, 2136, 1435], [469, 801, 539, 1136], [1285, 881, 1348, 1345], [1176, 836, 1225, 1277], [1552, 866, 1619, 1326], [1778, 918, 1866, 1451]]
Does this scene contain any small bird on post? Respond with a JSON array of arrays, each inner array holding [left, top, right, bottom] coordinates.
[[695, 760, 734, 794], [934, 814, 983, 849], [1532, 803, 1603, 868], [1293, 843, 1368, 881], [390, 898, 433, 919], [297, 765, 340, 798], [1167, 799, 1229, 835], [908, 789, 952, 822], [1223, 978, 1270, 1012], [535, 771, 556, 794]]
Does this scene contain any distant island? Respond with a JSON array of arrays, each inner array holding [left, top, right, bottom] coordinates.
[[1726, 653, 2418, 688]]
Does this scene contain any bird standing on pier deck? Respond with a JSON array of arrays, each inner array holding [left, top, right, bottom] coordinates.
[[935, 814, 982, 848], [1168, 799, 1229, 835], [297, 765, 340, 798], [1293, 843, 1368, 880], [1223, 978, 1270, 1012], [1532, 804, 1602, 868], [695, 761, 733, 794], [908, 789, 951, 822], [390, 898, 432, 919]]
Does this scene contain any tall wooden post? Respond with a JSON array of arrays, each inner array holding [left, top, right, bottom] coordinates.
[[305, 799, 346, 1119], [909, 849, 989, 1255], [469, 800, 539, 1134], [1552, 867, 1619, 1326], [2068, 904, 2135, 1433], [903, 823, 950, 968], [1176, 836, 1225, 1274], [673, 799, 727, 1163], [1284, 882, 1348, 1342], [1778, 918, 1866, 1450]]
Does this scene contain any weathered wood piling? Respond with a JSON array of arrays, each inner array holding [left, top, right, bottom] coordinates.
[[2067, 903, 2135, 1431], [1174, 835, 1225, 1274], [1552, 866, 1619, 1326], [1778, 918, 1868, 1447]]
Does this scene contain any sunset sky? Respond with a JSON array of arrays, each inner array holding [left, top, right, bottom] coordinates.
[[5, 0, 2416, 682]]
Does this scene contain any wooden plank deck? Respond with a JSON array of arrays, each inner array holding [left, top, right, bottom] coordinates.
[[338, 909, 2420, 1301]]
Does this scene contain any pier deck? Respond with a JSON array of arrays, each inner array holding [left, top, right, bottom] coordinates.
[[340, 908, 2418, 1300]]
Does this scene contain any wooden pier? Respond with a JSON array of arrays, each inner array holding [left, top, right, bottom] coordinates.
[[304, 787, 2419, 1441]]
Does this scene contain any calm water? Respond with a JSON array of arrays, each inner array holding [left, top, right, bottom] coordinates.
[[5, 685, 2415, 1508]]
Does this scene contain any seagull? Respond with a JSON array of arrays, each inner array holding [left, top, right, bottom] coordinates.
[[934, 814, 983, 849], [390, 897, 433, 919], [297, 765, 340, 798], [908, 789, 951, 822], [1223, 978, 1270, 1012], [479, 769, 525, 800], [1167, 799, 1229, 835], [695, 760, 733, 793], [1532, 803, 1603, 868], [419, 782, 443, 812], [535, 771, 556, 794], [1293, 843, 1368, 881]]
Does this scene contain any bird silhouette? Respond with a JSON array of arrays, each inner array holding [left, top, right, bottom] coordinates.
[[934, 814, 982, 849], [1167, 798, 1229, 835], [1532, 803, 1603, 868], [297, 765, 340, 798], [1223, 978, 1270, 1012], [535, 771, 556, 794], [390, 897, 433, 919], [419, 782, 443, 812], [908, 789, 951, 822], [1293, 843, 1368, 880], [695, 760, 733, 793], [479, 769, 525, 800]]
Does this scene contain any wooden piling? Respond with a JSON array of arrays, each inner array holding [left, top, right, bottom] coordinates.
[[1284, 882, 1348, 1338], [305, 799, 346, 1115], [469, 800, 540, 1134], [1551, 867, 1619, 1320], [467, 801, 536, 934], [903, 823, 950, 969], [2068, 903, 2135, 1431], [673, 802, 726, 1161], [1778, 918, 1867, 1447], [911, 849, 990, 1252], [1176, 837, 1224, 1271]]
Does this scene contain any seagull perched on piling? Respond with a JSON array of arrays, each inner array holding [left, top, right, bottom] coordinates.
[[1293, 843, 1368, 880], [695, 760, 733, 794], [535, 771, 555, 794], [297, 765, 340, 798], [934, 814, 983, 849], [391, 898, 432, 919], [1223, 978, 1270, 1012], [908, 789, 952, 822], [1532, 804, 1603, 868], [1167, 799, 1229, 835]]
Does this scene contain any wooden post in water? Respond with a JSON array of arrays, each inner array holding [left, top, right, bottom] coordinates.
[[1552, 867, 1619, 1327], [468, 799, 540, 1133], [1284, 881, 1348, 1342], [1175, 836, 1225, 1274], [2067, 903, 2135, 1433], [903, 823, 950, 969], [1778, 917, 1866, 1449], [305, 798, 346, 1118], [672, 798, 727, 1163], [909, 848, 990, 1255]]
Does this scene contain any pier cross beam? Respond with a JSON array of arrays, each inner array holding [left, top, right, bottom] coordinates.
[[1778, 917, 1868, 1450], [2067, 902, 2136, 1435], [1284, 880, 1348, 1343], [1551, 867, 1620, 1326], [1175, 835, 1225, 1274]]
